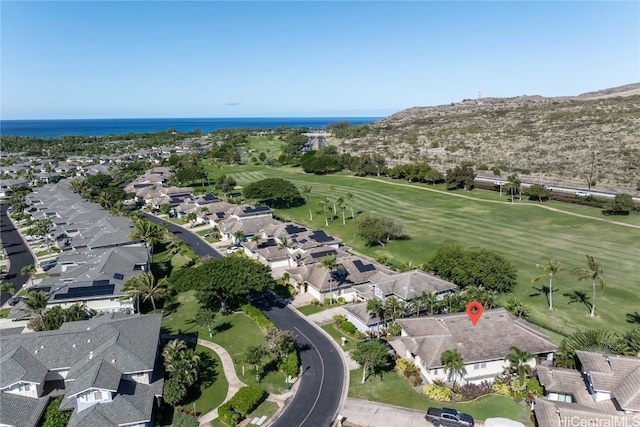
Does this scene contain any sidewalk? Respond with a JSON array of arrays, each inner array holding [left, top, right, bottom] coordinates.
[[180, 336, 295, 427]]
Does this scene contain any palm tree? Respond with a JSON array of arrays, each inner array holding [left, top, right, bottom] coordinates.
[[165, 232, 182, 255], [572, 255, 606, 318], [33, 219, 53, 259], [319, 254, 339, 304], [366, 298, 384, 337], [384, 297, 402, 321], [129, 218, 163, 262], [139, 272, 165, 312], [233, 230, 245, 246], [162, 339, 188, 366], [301, 184, 313, 221], [120, 276, 145, 313], [319, 195, 329, 227], [440, 349, 466, 388], [346, 192, 355, 219], [336, 197, 346, 225], [504, 345, 538, 383], [532, 259, 564, 310], [329, 185, 337, 215], [21, 264, 36, 287], [1, 282, 15, 297], [507, 174, 521, 204], [24, 291, 49, 329]]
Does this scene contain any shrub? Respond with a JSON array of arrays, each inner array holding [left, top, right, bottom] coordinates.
[[459, 381, 493, 400], [527, 378, 544, 397], [163, 377, 187, 406], [386, 323, 401, 336], [241, 304, 276, 331], [396, 358, 422, 386], [336, 297, 346, 305], [431, 378, 448, 387], [41, 397, 72, 427], [172, 411, 198, 427], [422, 384, 452, 402], [230, 385, 267, 416], [492, 381, 511, 396], [218, 402, 241, 426], [311, 298, 319, 305], [340, 321, 357, 335], [278, 351, 299, 378], [332, 314, 347, 324]]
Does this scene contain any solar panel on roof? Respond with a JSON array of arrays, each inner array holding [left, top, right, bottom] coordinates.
[[310, 231, 334, 243], [92, 279, 110, 286], [53, 284, 115, 300], [113, 273, 124, 280], [353, 259, 376, 273], [285, 224, 307, 234]]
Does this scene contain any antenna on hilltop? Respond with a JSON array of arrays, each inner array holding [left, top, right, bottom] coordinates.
[[477, 91, 483, 106]]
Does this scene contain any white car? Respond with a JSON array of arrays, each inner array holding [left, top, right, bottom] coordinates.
[[576, 191, 591, 197], [226, 246, 241, 254]]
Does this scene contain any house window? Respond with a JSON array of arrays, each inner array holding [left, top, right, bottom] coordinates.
[[473, 363, 487, 369], [94, 391, 103, 400], [19, 383, 31, 392], [556, 393, 573, 403], [433, 369, 438, 375]]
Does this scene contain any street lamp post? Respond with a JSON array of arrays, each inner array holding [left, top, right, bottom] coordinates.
[[193, 402, 196, 419]]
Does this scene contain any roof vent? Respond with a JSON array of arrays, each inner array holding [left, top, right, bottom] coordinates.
[[87, 339, 91, 343], [40, 345, 45, 349], [111, 359, 116, 363], [72, 344, 77, 348], [86, 327, 91, 330], [34, 350, 39, 354]]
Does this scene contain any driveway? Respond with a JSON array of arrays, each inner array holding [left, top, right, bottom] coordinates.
[[341, 399, 486, 427]]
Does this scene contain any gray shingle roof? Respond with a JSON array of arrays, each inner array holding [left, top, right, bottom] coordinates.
[[0, 393, 49, 427], [396, 308, 557, 367], [0, 347, 49, 388]]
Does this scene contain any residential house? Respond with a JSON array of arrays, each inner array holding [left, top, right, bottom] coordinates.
[[395, 308, 557, 385], [343, 269, 458, 333], [534, 351, 640, 426], [0, 314, 164, 427]]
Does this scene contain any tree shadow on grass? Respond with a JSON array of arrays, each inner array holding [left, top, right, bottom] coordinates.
[[530, 285, 558, 307], [562, 290, 592, 311], [626, 312, 640, 324]]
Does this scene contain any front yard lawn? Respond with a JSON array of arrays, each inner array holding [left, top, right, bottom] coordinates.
[[297, 304, 325, 316], [348, 369, 529, 424]]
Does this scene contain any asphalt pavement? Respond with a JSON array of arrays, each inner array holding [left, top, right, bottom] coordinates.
[[142, 213, 223, 259], [0, 203, 35, 306], [253, 292, 346, 427]]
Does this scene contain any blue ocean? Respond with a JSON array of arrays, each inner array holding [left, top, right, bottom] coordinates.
[[0, 117, 382, 138]]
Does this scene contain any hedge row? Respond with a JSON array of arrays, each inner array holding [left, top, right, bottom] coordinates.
[[241, 304, 276, 331], [218, 385, 268, 426]]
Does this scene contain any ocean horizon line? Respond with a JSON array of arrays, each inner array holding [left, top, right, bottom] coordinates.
[[0, 116, 383, 138]]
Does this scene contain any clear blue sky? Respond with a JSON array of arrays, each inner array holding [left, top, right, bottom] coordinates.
[[1, 1, 638, 119]]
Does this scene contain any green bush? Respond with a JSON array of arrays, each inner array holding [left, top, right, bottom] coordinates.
[[229, 385, 267, 416], [332, 314, 347, 324], [241, 304, 276, 331], [218, 402, 241, 426], [527, 378, 544, 397], [279, 351, 299, 378], [340, 321, 357, 335], [422, 384, 452, 401], [386, 323, 401, 336], [492, 381, 511, 396], [163, 377, 187, 406], [311, 298, 319, 305], [171, 410, 198, 427], [41, 397, 72, 427]]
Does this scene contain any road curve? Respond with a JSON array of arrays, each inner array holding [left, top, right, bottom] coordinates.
[[253, 293, 345, 427], [142, 212, 345, 426], [0, 203, 35, 306]]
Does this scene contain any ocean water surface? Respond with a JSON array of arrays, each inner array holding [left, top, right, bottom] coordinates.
[[0, 117, 382, 138]]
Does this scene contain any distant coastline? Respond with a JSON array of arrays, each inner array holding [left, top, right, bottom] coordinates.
[[0, 117, 382, 138]]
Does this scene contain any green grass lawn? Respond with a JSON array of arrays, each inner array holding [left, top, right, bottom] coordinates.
[[0, 308, 11, 319], [348, 369, 529, 425], [296, 304, 325, 316], [205, 165, 639, 339], [322, 323, 359, 353], [208, 400, 279, 427], [191, 345, 228, 415], [162, 291, 290, 395]]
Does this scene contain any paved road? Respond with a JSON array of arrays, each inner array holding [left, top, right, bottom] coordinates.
[[253, 292, 345, 427], [144, 212, 345, 426], [0, 203, 35, 305], [142, 213, 223, 259]]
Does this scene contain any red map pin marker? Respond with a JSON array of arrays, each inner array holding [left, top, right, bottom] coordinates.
[[466, 301, 484, 326]]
